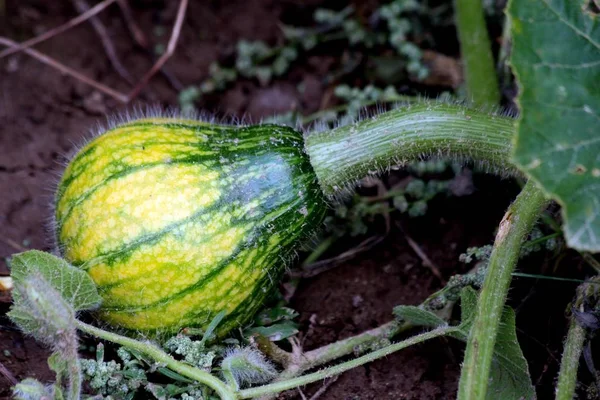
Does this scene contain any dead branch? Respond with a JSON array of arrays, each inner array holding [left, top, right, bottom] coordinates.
[[0, 0, 189, 103], [0, 0, 117, 59], [71, 0, 135, 84]]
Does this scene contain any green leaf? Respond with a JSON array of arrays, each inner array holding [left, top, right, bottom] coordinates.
[[10, 250, 101, 311], [509, 0, 600, 251], [453, 288, 535, 400], [157, 367, 195, 383], [254, 306, 299, 326], [200, 311, 226, 345], [13, 378, 55, 400], [392, 305, 447, 328], [245, 321, 299, 341], [48, 351, 68, 388], [8, 274, 76, 347]]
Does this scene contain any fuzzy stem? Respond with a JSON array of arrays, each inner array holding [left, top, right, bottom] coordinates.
[[305, 103, 515, 197], [555, 315, 586, 400], [65, 346, 82, 400], [454, 0, 500, 105], [457, 180, 548, 400], [75, 321, 237, 400], [299, 321, 399, 370], [240, 326, 453, 399]]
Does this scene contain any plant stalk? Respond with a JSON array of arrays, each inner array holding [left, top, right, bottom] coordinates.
[[454, 0, 500, 105], [305, 103, 515, 197], [555, 277, 599, 400], [457, 180, 548, 400], [66, 346, 83, 400], [75, 321, 237, 400], [240, 326, 453, 399], [555, 315, 586, 400]]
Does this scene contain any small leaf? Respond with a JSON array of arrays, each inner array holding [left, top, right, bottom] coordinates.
[[254, 306, 299, 326], [221, 347, 277, 389], [10, 250, 101, 311], [200, 311, 226, 345], [8, 274, 77, 350], [245, 321, 299, 341], [452, 288, 536, 400], [13, 378, 54, 400], [393, 305, 447, 328], [156, 367, 195, 383], [48, 351, 68, 388], [509, 0, 600, 251]]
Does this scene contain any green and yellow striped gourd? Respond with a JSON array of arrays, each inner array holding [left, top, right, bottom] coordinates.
[[55, 117, 326, 335]]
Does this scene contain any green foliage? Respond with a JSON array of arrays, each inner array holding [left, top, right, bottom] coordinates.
[[221, 347, 277, 389], [509, 0, 600, 252], [80, 344, 147, 398], [423, 268, 487, 312], [12, 378, 56, 400], [8, 254, 88, 400], [333, 84, 408, 124], [453, 288, 535, 400], [459, 245, 493, 264], [164, 336, 216, 370], [182, 0, 430, 110], [393, 305, 447, 328], [244, 304, 300, 341], [8, 274, 76, 352], [323, 169, 456, 239], [399, 288, 535, 399], [9, 250, 102, 311]]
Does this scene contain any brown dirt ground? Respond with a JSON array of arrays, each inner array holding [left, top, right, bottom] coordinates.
[[0, 1, 595, 399]]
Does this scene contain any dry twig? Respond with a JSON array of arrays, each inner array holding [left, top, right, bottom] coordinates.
[[115, 0, 183, 90], [308, 376, 339, 400], [0, 0, 117, 59], [293, 236, 385, 278], [0, 36, 129, 101], [0, 361, 17, 386], [395, 221, 444, 282], [71, 0, 135, 84], [0, 0, 189, 103], [125, 0, 188, 100], [0, 237, 28, 253]]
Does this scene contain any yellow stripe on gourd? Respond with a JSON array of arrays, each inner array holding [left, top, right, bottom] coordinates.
[[57, 126, 214, 221], [98, 235, 281, 331], [93, 226, 246, 305], [100, 260, 265, 330], [60, 163, 220, 263]]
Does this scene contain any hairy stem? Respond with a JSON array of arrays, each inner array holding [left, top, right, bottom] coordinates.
[[240, 326, 454, 399], [65, 346, 82, 400], [555, 277, 599, 400], [75, 321, 236, 400], [458, 180, 548, 400], [454, 0, 500, 105], [305, 103, 515, 197], [556, 315, 586, 400]]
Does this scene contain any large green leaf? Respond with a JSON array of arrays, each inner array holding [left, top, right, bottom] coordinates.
[[509, 0, 600, 251]]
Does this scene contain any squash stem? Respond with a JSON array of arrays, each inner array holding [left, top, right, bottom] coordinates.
[[75, 321, 237, 400], [304, 102, 515, 198], [455, 0, 501, 105], [457, 180, 548, 400]]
